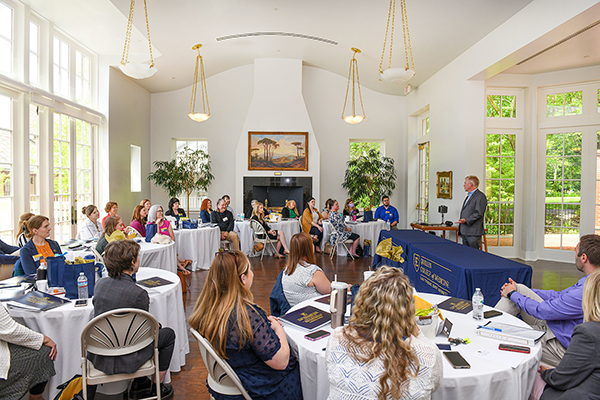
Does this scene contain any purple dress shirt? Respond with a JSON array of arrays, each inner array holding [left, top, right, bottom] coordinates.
[[510, 275, 587, 348]]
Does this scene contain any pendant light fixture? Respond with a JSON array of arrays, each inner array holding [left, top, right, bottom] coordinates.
[[341, 48, 366, 125], [188, 44, 211, 122], [379, 0, 415, 83], [119, 0, 157, 79]]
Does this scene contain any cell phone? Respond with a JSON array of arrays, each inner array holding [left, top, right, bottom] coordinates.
[[74, 299, 88, 307], [443, 351, 471, 369], [499, 343, 530, 354], [484, 310, 503, 319], [436, 344, 452, 351], [304, 330, 331, 341]]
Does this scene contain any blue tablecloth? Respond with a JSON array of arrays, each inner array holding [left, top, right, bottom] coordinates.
[[372, 230, 532, 306]]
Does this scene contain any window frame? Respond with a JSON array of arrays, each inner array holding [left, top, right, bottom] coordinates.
[[172, 139, 209, 212]]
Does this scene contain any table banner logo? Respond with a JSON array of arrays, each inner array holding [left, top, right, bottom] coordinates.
[[414, 252, 452, 296], [413, 254, 420, 273]]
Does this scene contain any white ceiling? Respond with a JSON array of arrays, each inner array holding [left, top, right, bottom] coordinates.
[[22, 0, 536, 94]]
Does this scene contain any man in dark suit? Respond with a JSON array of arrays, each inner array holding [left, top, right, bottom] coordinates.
[[457, 175, 487, 249]]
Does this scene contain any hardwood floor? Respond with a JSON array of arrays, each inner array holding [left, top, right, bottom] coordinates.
[[97, 250, 581, 400]]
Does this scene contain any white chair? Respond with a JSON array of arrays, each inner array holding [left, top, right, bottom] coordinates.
[[250, 219, 278, 260], [190, 328, 252, 400], [220, 239, 231, 250], [329, 235, 355, 260], [81, 308, 161, 400]]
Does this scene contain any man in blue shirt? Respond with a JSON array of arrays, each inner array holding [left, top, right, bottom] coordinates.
[[496, 234, 600, 367], [374, 196, 399, 228]]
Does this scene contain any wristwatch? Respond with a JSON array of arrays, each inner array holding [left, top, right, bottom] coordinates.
[[507, 290, 516, 300]]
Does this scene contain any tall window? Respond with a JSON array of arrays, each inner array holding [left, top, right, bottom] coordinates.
[[75, 50, 90, 106], [53, 37, 70, 97], [0, 94, 12, 242], [29, 21, 40, 85], [594, 131, 600, 236], [53, 114, 71, 242], [422, 117, 430, 135], [75, 119, 93, 219], [418, 142, 429, 223], [29, 104, 40, 213], [485, 134, 516, 246], [0, 2, 12, 75], [173, 139, 208, 211], [544, 132, 581, 251]]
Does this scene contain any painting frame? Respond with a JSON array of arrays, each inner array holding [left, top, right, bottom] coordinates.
[[248, 131, 309, 171], [436, 171, 452, 199]]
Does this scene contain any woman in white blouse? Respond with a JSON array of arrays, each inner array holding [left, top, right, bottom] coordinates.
[[0, 304, 57, 400], [281, 232, 331, 307], [78, 204, 102, 240], [326, 266, 442, 400]]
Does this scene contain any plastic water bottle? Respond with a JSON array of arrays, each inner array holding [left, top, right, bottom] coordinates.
[[472, 288, 484, 320], [386, 220, 391, 231], [178, 219, 183, 230], [77, 272, 89, 299]]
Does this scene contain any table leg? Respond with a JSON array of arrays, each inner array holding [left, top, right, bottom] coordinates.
[[442, 231, 446, 239]]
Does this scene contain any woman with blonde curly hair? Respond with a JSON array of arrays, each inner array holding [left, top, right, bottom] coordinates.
[[326, 266, 442, 400]]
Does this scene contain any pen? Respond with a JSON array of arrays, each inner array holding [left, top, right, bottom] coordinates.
[[478, 325, 502, 332]]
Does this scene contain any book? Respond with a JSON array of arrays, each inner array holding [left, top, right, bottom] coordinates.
[[8, 291, 71, 312], [437, 297, 473, 314], [476, 321, 545, 346], [137, 277, 174, 288], [280, 305, 331, 332]]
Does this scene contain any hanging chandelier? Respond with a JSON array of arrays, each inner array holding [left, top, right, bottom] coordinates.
[[379, 0, 415, 83], [188, 44, 211, 122], [341, 48, 366, 125], [119, 0, 157, 79]]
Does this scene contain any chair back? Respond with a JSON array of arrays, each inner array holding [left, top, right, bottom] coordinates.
[[190, 328, 252, 400], [269, 271, 291, 317], [81, 308, 159, 358], [249, 219, 267, 237]]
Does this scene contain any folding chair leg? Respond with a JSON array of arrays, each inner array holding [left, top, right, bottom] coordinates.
[[344, 243, 355, 260]]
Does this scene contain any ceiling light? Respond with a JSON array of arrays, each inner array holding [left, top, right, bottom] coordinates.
[[341, 48, 366, 125], [188, 44, 211, 122], [119, 0, 157, 79], [379, 0, 415, 83]]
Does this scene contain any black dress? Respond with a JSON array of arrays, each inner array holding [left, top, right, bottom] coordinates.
[[252, 216, 277, 240], [165, 208, 186, 218]]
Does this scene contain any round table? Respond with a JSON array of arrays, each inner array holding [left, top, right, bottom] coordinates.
[[284, 293, 542, 400], [174, 226, 221, 270], [6, 268, 189, 399], [235, 219, 301, 256], [322, 220, 386, 256]]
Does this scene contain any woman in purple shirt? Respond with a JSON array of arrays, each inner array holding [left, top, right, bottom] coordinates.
[[130, 205, 147, 237]]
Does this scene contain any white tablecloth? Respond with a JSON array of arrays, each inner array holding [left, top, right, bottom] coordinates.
[[174, 226, 221, 270], [285, 293, 542, 400], [7, 268, 189, 399], [322, 220, 386, 256], [235, 219, 301, 256]]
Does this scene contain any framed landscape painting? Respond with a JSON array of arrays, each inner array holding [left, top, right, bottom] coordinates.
[[248, 132, 308, 171]]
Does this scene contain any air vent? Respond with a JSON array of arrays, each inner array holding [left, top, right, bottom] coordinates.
[[216, 32, 338, 45], [516, 19, 600, 65]]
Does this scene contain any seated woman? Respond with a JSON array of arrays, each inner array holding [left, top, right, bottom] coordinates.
[[79, 205, 102, 240], [102, 201, 121, 229], [282, 232, 331, 307], [165, 197, 186, 218], [328, 199, 361, 258], [200, 198, 213, 223], [16, 212, 34, 247], [0, 304, 57, 400], [18, 216, 62, 276], [188, 250, 302, 400], [342, 198, 359, 217], [281, 200, 299, 219], [140, 199, 151, 224], [252, 202, 289, 258], [321, 198, 333, 220], [534, 268, 600, 400], [96, 216, 126, 254], [90, 240, 175, 400], [326, 266, 443, 399], [147, 205, 191, 275], [301, 197, 324, 253], [130, 205, 147, 237]]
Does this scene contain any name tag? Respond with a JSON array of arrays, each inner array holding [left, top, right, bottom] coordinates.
[[223, 217, 228, 221]]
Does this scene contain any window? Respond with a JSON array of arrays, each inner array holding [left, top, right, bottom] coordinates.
[[29, 104, 40, 213], [0, 94, 12, 242], [544, 132, 581, 251], [29, 21, 40, 85], [75, 50, 90, 105], [546, 91, 583, 117], [53, 114, 71, 243], [487, 95, 516, 118], [75, 119, 93, 216], [418, 142, 429, 223], [173, 139, 208, 210], [349, 141, 382, 160], [0, 2, 13, 75], [53, 36, 70, 97], [422, 117, 430, 135], [485, 134, 516, 246]]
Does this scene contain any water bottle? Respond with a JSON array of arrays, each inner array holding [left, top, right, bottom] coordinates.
[[178, 218, 183, 230], [472, 288, 484, 320], [386, 220, 391, 231], [77, 272, 89, 299]]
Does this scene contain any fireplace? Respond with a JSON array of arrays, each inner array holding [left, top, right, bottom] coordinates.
[[243, 177, 313, 215]]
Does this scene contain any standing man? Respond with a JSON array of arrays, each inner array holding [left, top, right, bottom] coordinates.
[[211, 198, 240, 251], [374, 195, 399, 228], [457, 175, 487, 249]]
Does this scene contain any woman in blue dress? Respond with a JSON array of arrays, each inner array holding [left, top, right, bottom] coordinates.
[[188, 250, 302, 400]]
